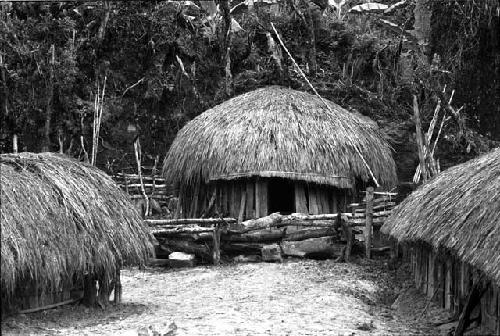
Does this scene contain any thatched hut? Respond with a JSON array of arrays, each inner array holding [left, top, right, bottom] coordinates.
[[1, 152, 153, 313], [382, 148, 500, 334], [163, 86, 397, 219]]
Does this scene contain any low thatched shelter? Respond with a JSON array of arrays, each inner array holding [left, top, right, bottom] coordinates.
[[382, 148, 500, 334], [1, 152, 153, 313], [163, 86, 397, 218]]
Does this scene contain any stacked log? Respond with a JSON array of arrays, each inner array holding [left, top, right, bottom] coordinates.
[[147, 213, 347, 264]]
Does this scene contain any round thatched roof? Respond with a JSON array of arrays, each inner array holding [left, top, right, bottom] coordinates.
[[0, 152, 153, 301], [163, 86, 397, 189], [382, 148, 500, 285]]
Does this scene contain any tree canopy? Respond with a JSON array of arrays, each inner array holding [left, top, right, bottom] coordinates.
[[1, 0, 498, 179]]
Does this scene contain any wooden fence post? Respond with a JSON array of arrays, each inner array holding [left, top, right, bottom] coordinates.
[[445, 258, 453, 310], [365, 187, 374, 259], [212, 223, 221, 265], [13, 134, 18, 153], [113, 268, 122, 304]]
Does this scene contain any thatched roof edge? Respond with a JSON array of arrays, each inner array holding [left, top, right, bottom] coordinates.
[[163, 86, 397, 190], [381, 148, 500, 285], [1, 152, 154, 302], [210, 171, 353, 188]]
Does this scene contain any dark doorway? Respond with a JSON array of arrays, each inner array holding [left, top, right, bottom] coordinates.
[[268, 178, 295, 215]]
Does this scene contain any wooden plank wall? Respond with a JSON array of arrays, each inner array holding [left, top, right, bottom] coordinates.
[[308, 186, 320, 214], [294, 184, 308, 214], [196, 180, 349, 219], [210, 179, 269, 219], [411, 244, 500, 334], [245, 182, 255, 219], [255, 179, 268, 218]]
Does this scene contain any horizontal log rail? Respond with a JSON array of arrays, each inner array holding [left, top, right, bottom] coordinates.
[[117, 183, 168, 188], [146, 217, 237, 227]]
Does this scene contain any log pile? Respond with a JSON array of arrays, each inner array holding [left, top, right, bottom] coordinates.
[[147, 213, 347, 265]]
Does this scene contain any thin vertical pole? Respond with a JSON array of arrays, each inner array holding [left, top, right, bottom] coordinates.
[[365, 187, 374, 259]]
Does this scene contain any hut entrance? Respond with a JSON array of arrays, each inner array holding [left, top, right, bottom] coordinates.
[[268, 178, 295, 215]]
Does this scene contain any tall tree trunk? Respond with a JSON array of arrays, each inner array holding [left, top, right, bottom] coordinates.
[[304, 1, 317, 75], [413, 0, 432, 58], [1, 52, 8, 118], [219, 0, 233, 97], [42, 45, 55, 152], [288, 0, 317, 75], [97, 1, 111, 43]]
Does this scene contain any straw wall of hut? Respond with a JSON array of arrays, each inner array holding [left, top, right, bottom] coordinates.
[[0, 153, 154, 313], [163, 86, 397, 219], [382, 148, 500, 335]]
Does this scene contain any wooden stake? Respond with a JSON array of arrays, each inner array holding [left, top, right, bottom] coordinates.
[[445, 258, 453, 310], [428, 250, 436, 299], [134, 139, 149, 218], [364, 187, 374, 259], [342, 215, 353, 262], [12, 134, 18, 154], [454, 279, 486, 336], [113, 268, 122, 305], [212, 223, 221, 265], [238, 188, 247, 223]]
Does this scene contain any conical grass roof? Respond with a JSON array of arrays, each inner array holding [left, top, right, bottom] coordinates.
[[382, 148, 500, 285], [163, 86, 397, 189], [1, 152, 154, 302]]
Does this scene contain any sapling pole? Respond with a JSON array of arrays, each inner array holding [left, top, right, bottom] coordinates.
[[364, 187, 374, 259], [148, 155, 159, 216], [413, 95, 428, 182], [91, 76, 106, 166], [134, 138, 149, 217]]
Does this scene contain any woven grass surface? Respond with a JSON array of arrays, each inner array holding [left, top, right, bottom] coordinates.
[[0, 152, 154, 300], [382, 148, 500, 285], [163, 86, 397, 189]]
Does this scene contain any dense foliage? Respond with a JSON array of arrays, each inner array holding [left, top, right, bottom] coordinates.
[[1, 0, 498, 180]]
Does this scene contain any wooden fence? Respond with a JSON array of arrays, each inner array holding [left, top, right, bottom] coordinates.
[[346, 187, 397, 258], [146, 188, 398, 266], [113, 165, 174, 215], [147, 213, 346, 265]]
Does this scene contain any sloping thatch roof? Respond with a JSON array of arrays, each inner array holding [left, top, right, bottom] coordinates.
[[163, 86, 397, 189], [1, 152, 153, 301], [382, 148, 500, 285]]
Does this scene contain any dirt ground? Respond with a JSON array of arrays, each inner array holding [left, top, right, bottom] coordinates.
[[1, 259, 450, 336]]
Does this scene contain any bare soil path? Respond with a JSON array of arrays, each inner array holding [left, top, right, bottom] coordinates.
[[2, 259, 444, 336]]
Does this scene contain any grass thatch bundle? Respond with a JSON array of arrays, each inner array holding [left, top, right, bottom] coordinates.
[[163, 86, 397, 189], [1, 152, 153, 301], [382, 148, 500, 285]]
